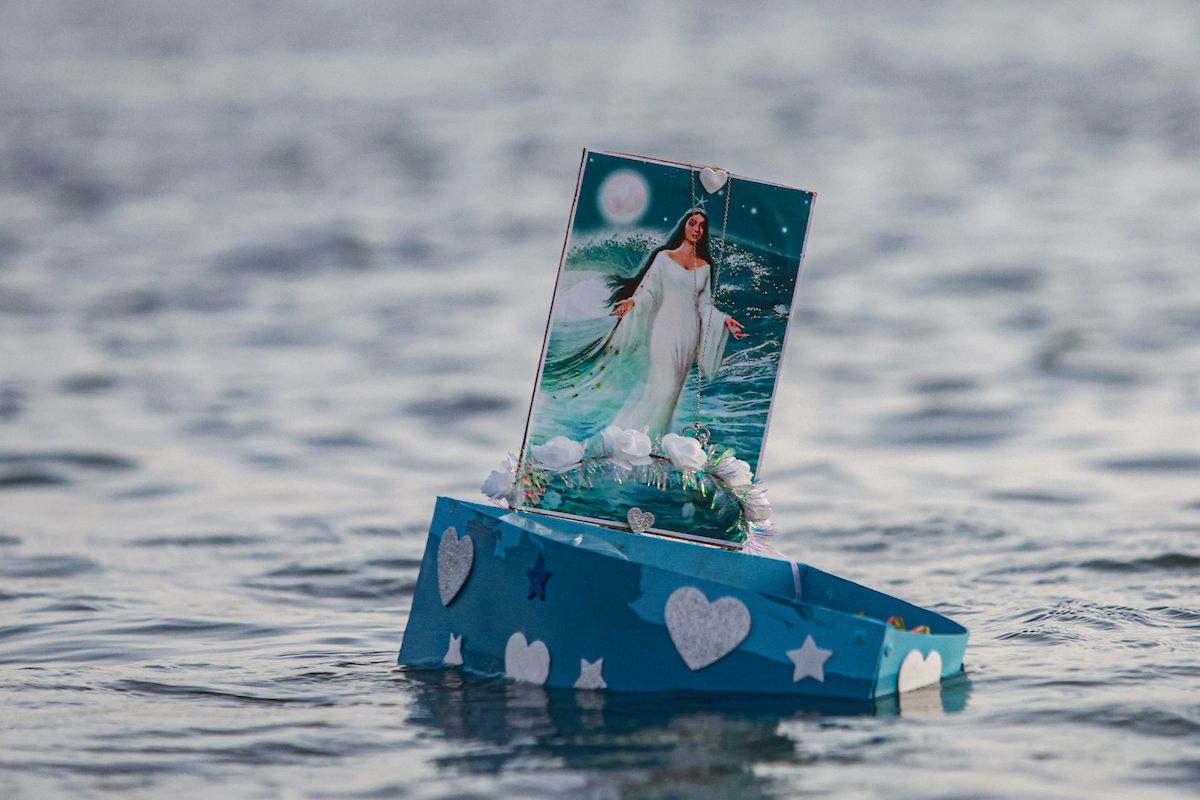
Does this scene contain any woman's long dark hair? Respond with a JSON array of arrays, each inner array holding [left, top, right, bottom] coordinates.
[[605, 209, 712, 306], [541, 209, 714, 392]]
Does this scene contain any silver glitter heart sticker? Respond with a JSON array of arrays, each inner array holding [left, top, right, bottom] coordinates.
[[664, 586, 751, 670], [626, 507, 654, 534], [437, 526, 474, 606]]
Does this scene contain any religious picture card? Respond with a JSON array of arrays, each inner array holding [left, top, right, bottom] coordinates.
[[518, 149, 815, 545]]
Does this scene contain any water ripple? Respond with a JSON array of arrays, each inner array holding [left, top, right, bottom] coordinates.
[[0, 555, 100, 579], [872, 405, 1020, 446], [131, 534, 267, 548], [1096, 453, 1200, 473], [246, 559, 419, 602], [1080, 553, 1200, 573], [0, 451, 137, 471], [104, 619, 288, 639], [985, 490, 1089, 505], [109, 680, 326, 707], [213, 230, 373, 276], [405, 392, 515, 421]]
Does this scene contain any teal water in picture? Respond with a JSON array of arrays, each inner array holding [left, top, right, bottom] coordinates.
[[533, 236, 803, 467]]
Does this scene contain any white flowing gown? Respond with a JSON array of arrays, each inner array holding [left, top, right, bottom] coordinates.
[[610, 251, 729, 436]]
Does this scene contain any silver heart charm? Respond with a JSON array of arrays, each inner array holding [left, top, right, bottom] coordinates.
[[664, 586, 751, 670], [699, 166, 728, 194], [437, 526, 474, 606], [626, 507, 654, 534]]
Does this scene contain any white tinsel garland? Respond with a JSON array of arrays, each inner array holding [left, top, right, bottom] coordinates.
[[481, 429, 778, 554]]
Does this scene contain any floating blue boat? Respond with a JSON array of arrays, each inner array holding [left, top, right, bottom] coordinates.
[[400, 153, 969, 700], [399, 497, 967, 700]]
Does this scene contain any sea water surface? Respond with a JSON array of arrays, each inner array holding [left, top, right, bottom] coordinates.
[[1, 2, 1199, 797]]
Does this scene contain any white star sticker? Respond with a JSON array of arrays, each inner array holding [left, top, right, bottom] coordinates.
[[786, 635, 832, 683], [444, 633, 463, 666], [574, 657, 607, 690]]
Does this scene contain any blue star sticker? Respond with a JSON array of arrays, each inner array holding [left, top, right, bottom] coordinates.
[[526, 554, 551, 601]]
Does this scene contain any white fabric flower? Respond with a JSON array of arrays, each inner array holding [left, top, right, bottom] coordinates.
[[740, 489, 773, 523], [712, 455, 752, 487], [481, 457, 523, 508], [530, 436, 584, 473], [660, 433, 708, 473], [601, 425, 653, 471]]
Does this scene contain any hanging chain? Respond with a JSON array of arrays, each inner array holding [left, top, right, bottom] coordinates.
[[682, 167, 732, 447]]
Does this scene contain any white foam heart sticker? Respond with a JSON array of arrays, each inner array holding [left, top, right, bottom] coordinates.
[[437, 526, 474, 606], [699, 166, 728, 194], [664, 586, 751, 670], [505, 632, 551, 686], [897, 649, 943, 693]]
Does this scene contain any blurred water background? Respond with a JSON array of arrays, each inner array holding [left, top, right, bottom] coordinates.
[[1, 2, 1198, 797]]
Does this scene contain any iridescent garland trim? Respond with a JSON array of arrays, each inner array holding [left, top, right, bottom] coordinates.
[[482, 444, 779, 555]]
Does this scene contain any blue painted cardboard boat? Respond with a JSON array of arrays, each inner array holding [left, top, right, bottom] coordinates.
[[399, 497, 968, 700]]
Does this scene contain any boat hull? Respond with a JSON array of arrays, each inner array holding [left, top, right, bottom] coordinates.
[[399, 497, 968, 700]]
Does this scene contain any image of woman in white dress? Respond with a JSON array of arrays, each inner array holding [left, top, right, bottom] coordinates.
[[540, 208, 747, 440]]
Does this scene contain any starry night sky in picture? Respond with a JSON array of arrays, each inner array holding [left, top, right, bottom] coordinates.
[[523, 150, 815, 543], [571, 152, 812, 262]]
